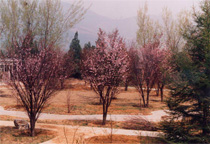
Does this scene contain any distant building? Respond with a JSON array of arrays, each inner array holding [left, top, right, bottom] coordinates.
[[0, 58, 14, 81]]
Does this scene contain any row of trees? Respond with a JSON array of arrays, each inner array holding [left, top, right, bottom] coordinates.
[[1, 27, 171, 135], [135, 1, 209, 143], [130, 37, 171, 107], [0, 0, 209, 142], [81, 2, 210, 143], [81, 29, 171, 124]]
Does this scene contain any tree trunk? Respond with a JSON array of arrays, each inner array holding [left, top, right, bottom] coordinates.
[[160, 84, 164, 102], [99, 92, 103, 105], [160, 88, 163, 102], [60, 79, 64, 89], [102, 103, 107, 125], [125, 81, 128, 91], [202, 105, 209, 135], [141, 92, 146, 107], [156, 83, 160, 96], [100, 97, 103, 104], [102, 112, 107, 125], [139, 98, 142, 108], [146, 89, 150, 107], [30, 118, 36, 137]]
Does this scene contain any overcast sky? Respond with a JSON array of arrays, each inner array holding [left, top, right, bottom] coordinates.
[[62, 0, 200, 19]]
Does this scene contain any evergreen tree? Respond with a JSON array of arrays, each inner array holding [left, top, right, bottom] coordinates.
[[161, 1, 210, 143], [69, 31, 82, 78], [83, 41, 95, 51]]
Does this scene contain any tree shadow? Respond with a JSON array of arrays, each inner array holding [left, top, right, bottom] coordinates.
[[0, 94, 10, 97], [151, 99, 159, 102], [132, 104, 141, 108], [0, 90, 11, 97], [12, 128, 44, 137]]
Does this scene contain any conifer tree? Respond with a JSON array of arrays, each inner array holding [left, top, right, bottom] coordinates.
[[161, 1, 210, 143], [69, 31, 82, 78]]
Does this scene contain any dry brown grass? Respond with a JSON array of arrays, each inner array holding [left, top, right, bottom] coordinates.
[[0, 126, 56, 144], [85, 135, 167, 144], [0, 79, 169, 115], [0, 115, 25, 121]]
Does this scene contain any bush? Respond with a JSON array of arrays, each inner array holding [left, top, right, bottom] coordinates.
[[123, 116, 158, 131]]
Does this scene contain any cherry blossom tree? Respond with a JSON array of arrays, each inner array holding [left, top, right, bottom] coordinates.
[[132, 36, 166, 107], [8, 33, 65, 136], [81, 29, 129, 125], [124, 42, 136, 91], [156, 48, 172, 102], [58, 51, 75, 88]]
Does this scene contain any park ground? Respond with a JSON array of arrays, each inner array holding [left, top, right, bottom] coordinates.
[[0, 79, 169, 143]]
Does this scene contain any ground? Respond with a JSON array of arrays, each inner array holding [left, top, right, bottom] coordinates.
[[0, 120, 164, 144], [0, 126, 56, 144], [0, 79, 169, 144], [86, 135, 167, 144], [0, 115, 160, 131], [0, 79, 168, 115]]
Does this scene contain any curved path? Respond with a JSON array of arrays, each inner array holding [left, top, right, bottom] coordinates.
[[0, 106, 168, 122], [0, 106, 167, 143], [0, 120, 163, 144]]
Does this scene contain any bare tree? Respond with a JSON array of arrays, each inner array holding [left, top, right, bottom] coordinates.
[[136, 2, 161, 47], [0, 0, 87, 52], [162, 7, 191, 52]]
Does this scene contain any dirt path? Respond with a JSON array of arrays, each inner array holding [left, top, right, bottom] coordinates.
[[0, 106, 168, 122], [0, 120, 163, 144], [0, 105, 167, 143]]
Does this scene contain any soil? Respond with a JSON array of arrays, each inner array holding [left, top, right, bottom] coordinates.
[[0, 126, 56, 144], [0, 79, 168, 116]]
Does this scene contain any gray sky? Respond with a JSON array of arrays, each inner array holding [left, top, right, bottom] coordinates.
[[62, 0, 200, 19]]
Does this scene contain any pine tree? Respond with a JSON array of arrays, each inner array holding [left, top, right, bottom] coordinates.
[[69, 31, 82, 78], [83, 41, 95, 51], [161, 1, 210, 143]]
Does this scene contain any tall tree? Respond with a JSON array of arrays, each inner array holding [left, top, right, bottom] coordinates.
[[69, 31, 82, 78], [156, 48, 172, 102], [81, 41, 95, 65], [132, 36, 165, 107], [161, 1, 210, 143], [8, 33, 65, 137], [136, 2, 161, 47], [81, 29, 129, 125], [162, 7, 192, 52], [0, 0, 87, 53], [58, 51, 75, 88]]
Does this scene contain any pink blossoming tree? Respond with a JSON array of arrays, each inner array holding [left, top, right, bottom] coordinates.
[[132, 36, 167, 107], [58, 51, 75, 88], [81, 29, 129, 125], [156, 48, 172, 102], [8, 33, 65, 136]]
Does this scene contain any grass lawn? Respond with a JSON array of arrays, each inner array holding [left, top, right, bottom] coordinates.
[[0, 126, 56, 144], [0, 79, 169, 115]]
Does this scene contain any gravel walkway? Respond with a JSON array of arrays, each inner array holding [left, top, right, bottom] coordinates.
[[0, 105, 167, 143], [0, 106, 168, 122]]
